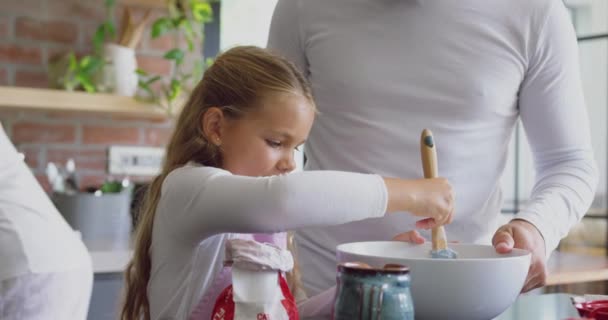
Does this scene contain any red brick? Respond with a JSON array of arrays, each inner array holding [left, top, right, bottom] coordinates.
[[0, 17, 9, 38], [34, 174, 52, 194], [82, 125, 140, 145], [0, 67, 7, 86], [46, 148, 108, 172], [16, 17, 78, 44], [144, 127, 173, 146], [47, 47, 91, 65], [12, 122, 76, 144], [80, 174, 107, 190], [45, 111, 111, 121], [0, 110, 20, 122], [0, 43, 42, 65], [45, 1, 106, 22], [109, 113, 168, 123], [81, 23, 98, 51], [0, 0, 42, 15], [15, 69, 49, 88], [137, 54, 172, 76], [147, 31, 177, 52], [18, 146, 40, 169]]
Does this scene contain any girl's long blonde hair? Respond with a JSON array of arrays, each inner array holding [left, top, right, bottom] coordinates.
[[120, 46, 314, 320]]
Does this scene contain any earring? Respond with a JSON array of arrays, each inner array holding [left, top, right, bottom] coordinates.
[[215, 137, 221, 146]]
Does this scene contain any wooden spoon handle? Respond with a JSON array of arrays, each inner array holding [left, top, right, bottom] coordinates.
[[420, 129, 438, 179], [420, 129, 448, 250]]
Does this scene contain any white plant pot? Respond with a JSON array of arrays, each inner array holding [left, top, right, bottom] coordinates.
[[104, 43, 138, 97]]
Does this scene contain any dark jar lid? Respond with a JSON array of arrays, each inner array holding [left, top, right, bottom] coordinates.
[[338, 262, 410, 275]]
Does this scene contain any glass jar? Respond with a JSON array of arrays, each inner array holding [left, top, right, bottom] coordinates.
[[333, 262, 414, 320]]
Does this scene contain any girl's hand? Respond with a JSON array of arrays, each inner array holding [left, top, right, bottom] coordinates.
[[391, 230, 460, 244], [384, 177, 454, 228], [392, 230, 426, 244]]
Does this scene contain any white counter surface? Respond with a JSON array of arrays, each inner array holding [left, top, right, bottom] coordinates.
[[90, 250, 132, 274]]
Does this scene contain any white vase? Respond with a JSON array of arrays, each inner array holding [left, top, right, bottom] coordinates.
[[104, 43, 138, 97]]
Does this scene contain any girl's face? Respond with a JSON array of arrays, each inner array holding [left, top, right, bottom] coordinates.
[[218, 94, 315, 177]]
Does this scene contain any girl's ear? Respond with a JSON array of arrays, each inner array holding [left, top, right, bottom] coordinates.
[[201, 107, 225, 146]]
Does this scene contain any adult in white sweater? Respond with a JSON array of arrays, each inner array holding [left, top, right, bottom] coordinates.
[[268, 0, 598, 295], [0, 124, 92, 319]]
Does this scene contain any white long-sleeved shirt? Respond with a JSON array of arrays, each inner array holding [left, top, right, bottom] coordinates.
[[0, 126, 90, 281], [268, 0, 598, 296], [148, 164, 387, 319]]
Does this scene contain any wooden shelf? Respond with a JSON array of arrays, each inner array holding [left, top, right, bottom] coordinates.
[[120, 0, 167, 9], [0, 86, 169, 119]]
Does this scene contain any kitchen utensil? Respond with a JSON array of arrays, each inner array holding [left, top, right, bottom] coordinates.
[[46, 162, 64, 193], [126, 10, 152, 49], [333, 262, 415, 320], [119, 8, 133, 46], [119, 8, 152, 49], [336, 241, 531, 320], [64, 158, 79, 194], [53, 190, 133, 250], [420, 129, 457, 259]]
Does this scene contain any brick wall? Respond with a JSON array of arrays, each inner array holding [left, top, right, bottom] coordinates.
[[0, 0, 198, 191]]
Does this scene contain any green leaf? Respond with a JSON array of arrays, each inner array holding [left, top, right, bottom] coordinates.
[[138, 80, 154, 97], [93, 22, 116, 53], [191, 1, 213, 23], [174, 16, 187, 28], [151, 18, 173, 38], [180, 20, 196, 51], [68, 53, 78, 72], [81, 57, 103, 75], [146, 76, 162, 85], [135, 68, 148, 77], [164, 49, 184, 64], [192, 59, 204, 82], [168, 79, 181, 102], [76, 74, 96, 93], [104, 21, 117, 39], [185, 34, 194, 52], [93, 25, 106, 54], [105, 0, 116, 9], [79, 56, 91, 69], [100, 181, 122, 193], [205, 57, 215, 68]]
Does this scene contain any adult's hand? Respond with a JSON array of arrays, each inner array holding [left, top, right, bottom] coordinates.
[[492, 219, 547, 292]]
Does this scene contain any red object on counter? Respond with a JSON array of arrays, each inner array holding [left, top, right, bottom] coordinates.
[[210, 273, 299, 320], [574, 300, 608, 320]]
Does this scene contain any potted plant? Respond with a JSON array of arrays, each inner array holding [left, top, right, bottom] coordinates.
[[136, 0, 214, 114], [49, 0, 118, 93]]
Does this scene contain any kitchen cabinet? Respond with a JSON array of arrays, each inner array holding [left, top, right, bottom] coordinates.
[[88, 250, 132, 320], [89, 273, 124, 320]]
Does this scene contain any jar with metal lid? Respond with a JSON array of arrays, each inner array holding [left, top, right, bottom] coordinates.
[[333, 262, 414, 320]]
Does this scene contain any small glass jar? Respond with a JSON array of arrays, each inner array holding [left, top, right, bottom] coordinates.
[[333, 262, 415, 320]]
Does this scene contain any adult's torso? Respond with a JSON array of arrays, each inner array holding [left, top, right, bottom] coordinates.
[[0, 126, 90, 280], [292, 0, 546, 295]]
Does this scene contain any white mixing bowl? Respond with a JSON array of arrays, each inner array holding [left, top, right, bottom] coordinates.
[[336, 241, 531, 320]]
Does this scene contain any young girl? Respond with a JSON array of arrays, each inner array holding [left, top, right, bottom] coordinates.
[[120, 46, 454, 320]]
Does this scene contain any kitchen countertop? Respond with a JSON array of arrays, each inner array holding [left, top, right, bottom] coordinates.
[[494, 293, 579, 319], [547, 251, 608, 286], [90, 248, 608, 284], [88, 250, 588, 319], [90, 249, 132, 274]]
